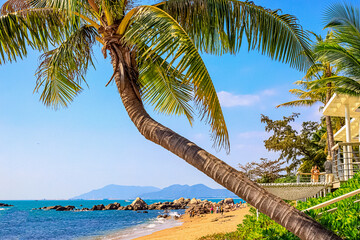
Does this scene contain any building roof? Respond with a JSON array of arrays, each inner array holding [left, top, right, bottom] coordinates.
[[323, 94, 360, 117], [334, 118, 359, 142]]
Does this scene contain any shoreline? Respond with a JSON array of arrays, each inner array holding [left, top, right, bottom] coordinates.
[[133, 206, 249, 240], [89, 211, 183, 240]]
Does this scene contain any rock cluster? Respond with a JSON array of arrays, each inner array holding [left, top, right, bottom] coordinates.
[[34, 197, 239, 215], [0, 203, 13, 207], [36, 205, 75, 211]]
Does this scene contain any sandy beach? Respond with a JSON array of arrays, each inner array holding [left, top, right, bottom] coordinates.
[[134, 206, 249, 240]]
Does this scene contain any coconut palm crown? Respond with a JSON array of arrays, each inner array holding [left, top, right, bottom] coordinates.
[[0, 0, 312, 152], [0, 1, 342, 239]]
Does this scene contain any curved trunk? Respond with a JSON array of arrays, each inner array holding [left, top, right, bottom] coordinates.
[[109, 45, 341, 240]]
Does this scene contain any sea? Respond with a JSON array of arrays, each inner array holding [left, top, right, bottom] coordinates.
[[0, 199, 244, 240]]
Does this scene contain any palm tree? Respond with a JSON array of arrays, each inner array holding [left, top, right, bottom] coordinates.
[[277, 33, 339, 155], [278, 31, 360, 156], [0, 1, 340, 239], [315, 3, 360, 97]]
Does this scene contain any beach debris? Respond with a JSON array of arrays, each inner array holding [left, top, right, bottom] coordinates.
[[0, 203, 13, 207]]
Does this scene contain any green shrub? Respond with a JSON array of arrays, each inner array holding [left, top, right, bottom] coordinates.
[[199, 173, 360, 240]]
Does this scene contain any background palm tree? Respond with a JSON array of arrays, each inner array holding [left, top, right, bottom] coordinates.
[[0, 0, 340, 239], [278, 31, 360, 156], [315, 3, 360, 97]]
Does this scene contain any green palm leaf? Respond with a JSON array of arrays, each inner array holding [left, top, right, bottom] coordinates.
[[138, 53, 194, 123], [159, 0, 312, 70], [122, 5, 229, 151], [0, 8, 76, 64], [34, 25, 97, 109]]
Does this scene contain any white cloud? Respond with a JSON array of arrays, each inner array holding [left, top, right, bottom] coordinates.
[[217, 89, 277, 108], [261, 89, 277, 96], [237, 131, 270, 140], [217, 91, 260, 107]]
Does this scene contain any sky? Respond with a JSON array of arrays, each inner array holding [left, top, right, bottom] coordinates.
[[0, 0, 356, 200]]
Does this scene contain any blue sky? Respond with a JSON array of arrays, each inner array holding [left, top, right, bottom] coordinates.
[[0, 0, 354, 200]]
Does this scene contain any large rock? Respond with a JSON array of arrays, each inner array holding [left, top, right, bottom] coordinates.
[[0, 203, 13, 207], [43, 205, 62, 210], [56, 205, 75, 211], [223, 198, 234, 205], [189, 198, 201, 205], [131, 197, 148, 210], [91, 204, 105, 211], [105, 202, 120, 210]]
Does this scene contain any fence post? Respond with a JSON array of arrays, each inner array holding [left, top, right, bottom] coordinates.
[[297, 173, 300, 183]]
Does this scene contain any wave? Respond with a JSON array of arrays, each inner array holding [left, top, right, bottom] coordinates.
[[93, 214, 183, 240]]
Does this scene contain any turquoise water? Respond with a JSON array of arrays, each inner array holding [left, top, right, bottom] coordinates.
[[0, 199, 243, 240]]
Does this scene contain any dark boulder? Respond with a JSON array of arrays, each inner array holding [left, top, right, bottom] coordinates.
[[105, 202, 120, 210], [0, 203, 13, 207], [91, 204, 105, 211]]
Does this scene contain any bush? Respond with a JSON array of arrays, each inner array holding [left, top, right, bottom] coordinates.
[[199, 173, 360, 240]]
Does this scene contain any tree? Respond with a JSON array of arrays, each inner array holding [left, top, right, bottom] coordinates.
[[261, 113, 326, 173], [0, 1, 340, 239], [239, 158, 286, 183], [277, 33, 341, 156], [314, 4, 360, 98]]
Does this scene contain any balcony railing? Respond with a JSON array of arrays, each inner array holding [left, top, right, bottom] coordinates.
[[332, 142, 360, 181]]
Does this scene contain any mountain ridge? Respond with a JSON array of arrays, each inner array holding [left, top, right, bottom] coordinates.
[[71, 184, 237, 200]]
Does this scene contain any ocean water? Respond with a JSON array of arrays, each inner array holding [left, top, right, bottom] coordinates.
[[0, 199, 244, 240]]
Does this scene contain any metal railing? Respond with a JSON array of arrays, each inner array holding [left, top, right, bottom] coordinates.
[[332, 142, 360, 181], [296, 172, 326, 183]]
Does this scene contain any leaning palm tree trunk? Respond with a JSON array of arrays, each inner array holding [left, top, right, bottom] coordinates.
[[109, 45, 341, 240]]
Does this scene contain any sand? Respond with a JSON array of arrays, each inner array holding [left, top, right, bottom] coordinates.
[[134, 206, 249, 240]]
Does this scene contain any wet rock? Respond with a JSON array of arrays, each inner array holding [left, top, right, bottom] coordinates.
[[91, 204, 105, 211], [0, 203, 13, 207], [105, 202, 120, 210], [131, 197, 148, 210], [56, 205, 75, 211]]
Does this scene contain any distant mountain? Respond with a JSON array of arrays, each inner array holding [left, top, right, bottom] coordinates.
[[71, 184, 237, 200], [139, 184, 237, 199], [70, 185, 160, 200]]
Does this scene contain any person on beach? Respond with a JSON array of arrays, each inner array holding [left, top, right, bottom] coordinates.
[[324, 155, 334, 183], [220, 206, 224, 215], [210, 206, 213, 214], [216, 206, 219, 213]]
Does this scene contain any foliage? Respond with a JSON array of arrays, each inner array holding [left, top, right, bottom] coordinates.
[[199, 173, 360, 240], [274, 174, 297, 183], [239, 158, 286, 183], [314, 3, 360, 97], [261, 113, 326, 173], [0, 0, 312, 152]]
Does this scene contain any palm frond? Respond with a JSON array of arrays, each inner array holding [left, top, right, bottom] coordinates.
[[0, 8, 76, 64], [158, 0, 312, 70], [122, 5, 229, 151], [1, 0, 30, 14], [276, 99, 318, 108], [138, 52, 194, 123], [34, 25, 97, 109]]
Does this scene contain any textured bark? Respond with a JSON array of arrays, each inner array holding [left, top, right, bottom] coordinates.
[[325, 73, 335, 156], [109, 45, 341, 240]]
